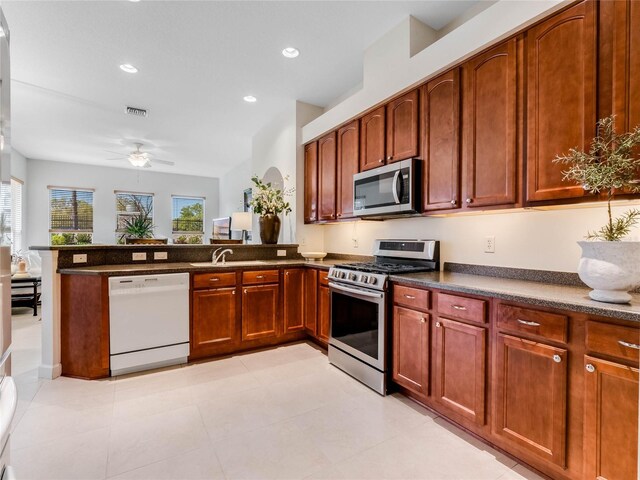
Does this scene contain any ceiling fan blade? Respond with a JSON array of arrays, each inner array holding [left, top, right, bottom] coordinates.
[[105, 150, 127, 156], [105, 157, 125, 161], [150, 159, 175, 166]]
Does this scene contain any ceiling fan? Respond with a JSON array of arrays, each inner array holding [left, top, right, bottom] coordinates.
[[105, 143, 175, 168]]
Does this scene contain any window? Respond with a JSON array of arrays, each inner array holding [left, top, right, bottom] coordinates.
[[0, 181, 9, 248], [172, 196, 204, 244], [11, 178, 23, 254], [115, 191, 154, 243], [49, 187, 94, 245]]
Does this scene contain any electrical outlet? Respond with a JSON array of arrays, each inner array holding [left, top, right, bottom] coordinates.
[[154, 252, 168, 260], [352, 238, 359, 248], [132, 252, 147, 261], [484, 236, 495, 253], [72, 254, 87, 263], [277, 249, 286, 257]]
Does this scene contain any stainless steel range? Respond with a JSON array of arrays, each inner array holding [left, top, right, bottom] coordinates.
[[327, 239, 439, 395]]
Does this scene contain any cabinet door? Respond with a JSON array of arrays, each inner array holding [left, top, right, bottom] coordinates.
[[304, 142, 318, 223], [463, 38, 520, 208], [421, 69, 461, 212], [392, 306, 429, 400], [317, 285, 331, 342], [613, 0, 640, 134], [360, 106, 386, 171], [386, 89, 419, 164], [583, 355, 639, 480], [494, 333, 568, 467], [433, 318, 486, 425], [336, 120, 359, 219], [318, 131, 337, 221], [192, 287, 239, 354], [526, 0, 596, 202], [304, 269, 318, 336], [283, 269, 304, 333], [242, 284, 279, 341]]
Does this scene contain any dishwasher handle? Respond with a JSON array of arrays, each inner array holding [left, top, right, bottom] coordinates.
[[109, 283, 189, 296]]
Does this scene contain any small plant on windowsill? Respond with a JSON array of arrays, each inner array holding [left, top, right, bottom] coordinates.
[[553, 115, 640, 303], [119, 194, 168, 245]]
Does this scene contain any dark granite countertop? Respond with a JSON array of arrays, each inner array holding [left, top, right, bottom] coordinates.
[[390, 271, 640, 323]]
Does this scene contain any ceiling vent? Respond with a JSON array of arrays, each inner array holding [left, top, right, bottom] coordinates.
[[125, 106, 148, 117]]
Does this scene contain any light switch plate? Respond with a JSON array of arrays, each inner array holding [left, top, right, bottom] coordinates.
[[132, 252, 147, 261], [72, 254, 87, 263], [154, 251, 168, 260], [277, 249, 286, 257]]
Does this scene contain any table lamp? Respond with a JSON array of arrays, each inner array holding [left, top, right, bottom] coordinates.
[[231, 211, 252, 244]]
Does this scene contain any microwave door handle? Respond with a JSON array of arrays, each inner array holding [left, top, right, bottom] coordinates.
[[391, 170, 401, 204]]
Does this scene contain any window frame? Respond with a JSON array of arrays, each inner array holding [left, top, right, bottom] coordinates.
[[171, 195, 205, 234], [114, 190, 155, 234], [48, 185, 95, 234]]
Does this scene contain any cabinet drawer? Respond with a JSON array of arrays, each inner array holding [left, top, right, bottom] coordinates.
[[437, 292, 486, 324], [242, 270, 280, 285], [193, 272, 236, 289], [394, 285, 430, 311], [498, 304, 568, 343], [318, 271, 331, 287], [586, 321, 640, 363]]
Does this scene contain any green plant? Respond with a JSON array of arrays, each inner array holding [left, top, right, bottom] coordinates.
[[120, 195, 155, 240], [249, 175, 293, 216], [62, 232, 76, 244], [51, 234, 66, 245], [553, 115, 640, 241], [75, 233, 92, 245], [187, 235, 202, 244], [175, 235, 188, 244]]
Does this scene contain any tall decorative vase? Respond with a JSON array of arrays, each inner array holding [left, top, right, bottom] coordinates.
[[259, 214, 281, 244], [577, 241, 640, 303]]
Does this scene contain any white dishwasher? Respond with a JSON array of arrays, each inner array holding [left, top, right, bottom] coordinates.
[[109, 272, 190, 376]]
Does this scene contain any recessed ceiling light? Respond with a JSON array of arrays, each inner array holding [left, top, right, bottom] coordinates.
[[119, 63, 138, 74], [243, 95, 257, 103], [128, 0, 141, 2], [282, 47, 300, 58]]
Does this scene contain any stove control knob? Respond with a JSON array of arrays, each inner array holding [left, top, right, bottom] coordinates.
[[339, 271, 347, 279], [368, 277, 377, 285], [360, 275, 369, 283], [348, 273, 358, 281]]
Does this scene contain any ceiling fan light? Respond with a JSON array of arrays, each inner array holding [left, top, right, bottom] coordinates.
[[129, 152, 149, 167]]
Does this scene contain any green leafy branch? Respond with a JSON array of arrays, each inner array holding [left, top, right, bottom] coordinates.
[[249, 175, 293, 216]]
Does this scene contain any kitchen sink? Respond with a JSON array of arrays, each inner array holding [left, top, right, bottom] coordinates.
[[189, 260, 270, 267]]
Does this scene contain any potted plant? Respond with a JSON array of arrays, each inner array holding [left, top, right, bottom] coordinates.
[[554, 115, 640, 303], [120, 195, 168, 245], [249, 175, 293, 244]]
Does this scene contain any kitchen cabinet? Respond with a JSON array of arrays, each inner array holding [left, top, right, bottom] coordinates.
[[318, 131, 337, 221], [613, 0, 640, 134], [526, 0, 597, 202], [432, 317, 486, 426], [392, 306, 429, 401], [317, 272, 331, 342], [336, 120, 359, 219], [304, 142, 318, 223], [304, 268, 318, 335], [386, 89, 419, 164], [493, 333, 568, 467], [360, 106, 386, 172], [463, 38, 521, 208], [242, 281, 279, 341], [192, 287, 238, 356], [283, 269, 305, 333], [421, 69, 461, 212]]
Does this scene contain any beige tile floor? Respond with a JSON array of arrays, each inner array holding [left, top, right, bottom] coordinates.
[[9, 309, 544, 480]]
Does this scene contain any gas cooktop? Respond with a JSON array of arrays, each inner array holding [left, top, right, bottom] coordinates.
[[337, 262, 436, 274]]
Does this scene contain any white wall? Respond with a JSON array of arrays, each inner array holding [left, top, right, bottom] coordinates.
[[218, 158, 251, 217], [26, 159, 219, 247]]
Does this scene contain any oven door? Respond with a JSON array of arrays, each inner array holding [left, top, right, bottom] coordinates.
[[328, 281, 386, 371]]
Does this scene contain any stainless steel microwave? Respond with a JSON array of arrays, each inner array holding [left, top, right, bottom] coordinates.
[[353, 159, 420, 218]]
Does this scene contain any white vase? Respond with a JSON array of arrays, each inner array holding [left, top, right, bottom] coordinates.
[[577, 241, 640, 304]]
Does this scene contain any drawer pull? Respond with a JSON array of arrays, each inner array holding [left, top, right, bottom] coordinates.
[[420, 318, 426, 324], [209, 278, 219, 282], [323, 276, 329, 281], [232, 290, 236, 295], [435, 321, 442, 328], [452, 305, 467, 311], [586, 364, 595, 373], [618, 340, 640, 350], [553, 355, 562, 363], [256, 275, 265, 279], [517, 319, 541, 327], [404, 294, 416, 299], [244, 289, 248, 294]]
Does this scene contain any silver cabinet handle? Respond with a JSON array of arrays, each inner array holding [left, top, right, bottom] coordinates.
[[256, 275, 265, 279], [232, 290, 236, 295], [323, 276, 329, 281], [378, 159, 384, 163], [619, 340, 640, 350], [387, 156, 393, 160], [420, 318, 426, 324], [452, 305, 467, 311], [517, 319, 541, 327], [435, 321, 442, 328], [244, 289, 248, 294], [586, 364, 595, 373], [466, 198, 472, 204], [404, 294, 416, 299], [553, 355, 562, 363], [209, 278, 219, 282], [450, 200, 456, 205]]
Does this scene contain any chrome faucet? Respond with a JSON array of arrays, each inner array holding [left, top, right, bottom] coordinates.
[[212, 248, 233, 265]]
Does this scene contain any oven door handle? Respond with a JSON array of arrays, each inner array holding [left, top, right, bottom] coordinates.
[[391, 170, 401, 204], [329, 282, 384, 299]]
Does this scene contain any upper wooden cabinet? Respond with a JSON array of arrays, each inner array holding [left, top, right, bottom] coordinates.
[[463, 38, 521, 208], [303, 142, 318, 223], [336, 120, 359, 219], [526, 0, 597, 202], [318, 131, 337, 221], [421, 69, 461, 212], [613, 0, 640, 132], [360, 106, 386, 171], [283, 269, 305, 334], [386, 89, 420, 164]]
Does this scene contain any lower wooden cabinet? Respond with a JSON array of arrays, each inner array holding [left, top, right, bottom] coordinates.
[[242, 283, 279, 341], [192, 287, 239, 356], [432, 317, 486, 425], [493, 333, 568, 467], [392, 306, 429, 400], [317, 285, 331, 342], [283, 269, 305, 333], [583, 355, 639, 480]]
